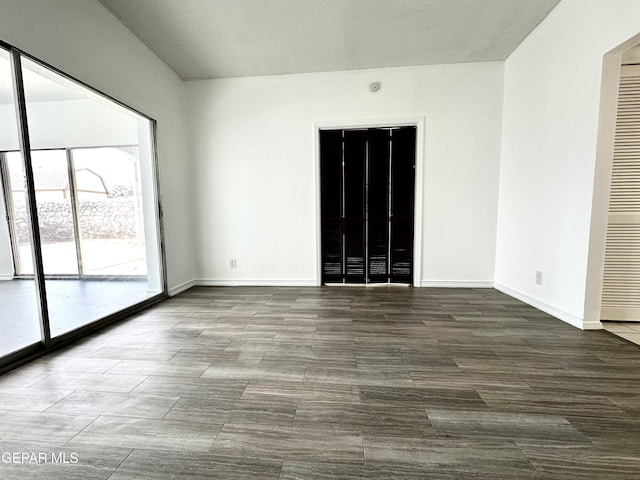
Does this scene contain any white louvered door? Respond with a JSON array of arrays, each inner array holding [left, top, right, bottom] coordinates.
[[601, 64, 640, 321]]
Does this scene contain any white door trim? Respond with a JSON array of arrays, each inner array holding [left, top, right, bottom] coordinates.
[[585, 32, 640, 328], [312, 117, 425, 287]]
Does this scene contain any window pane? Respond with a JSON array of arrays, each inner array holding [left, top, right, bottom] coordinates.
[[11, 149, 80, 275], [0, 48, 42, 356], [20, 56, 163, 337], [72, 147, 147, 276]]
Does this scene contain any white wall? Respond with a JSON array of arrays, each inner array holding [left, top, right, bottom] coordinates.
[[0, 0, 194, 293], [495, 0, 640, 329], [187, 63, 504, 286]]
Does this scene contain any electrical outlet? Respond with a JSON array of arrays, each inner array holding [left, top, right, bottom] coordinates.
[[535, 271, 543, 285], [230, 258, 237, 269]]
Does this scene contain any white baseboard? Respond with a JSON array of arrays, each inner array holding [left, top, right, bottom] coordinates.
[[582, 320, 605, 330], [0, 274, 14, 281], [420, 280, 494, 288], [194, 279, 492, 288], [494, 282, 601, 330], [195, 278, 318, 287], [601, 307, 640, 322], [168, 279, 197, 296]]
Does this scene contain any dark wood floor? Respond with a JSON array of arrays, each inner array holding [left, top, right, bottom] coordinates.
[[1, 286, 639, 479]]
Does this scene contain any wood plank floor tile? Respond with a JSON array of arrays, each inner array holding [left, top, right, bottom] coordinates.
[[294, 401, 435, 436], [305, 367, 414, 387], [82, 346, 179, 362], [164, 395, 298, 426], [108, 449, 183, 480], [242, 380, 361, 403], [28, 372, 148, 393], [28, 357, 121, 374], [260, 347, 357, 369], [358, 386, 489, 410], [169, 349, 261, 364], [453, 357, 568, 376], [280, 461, 456, 479], [428, 409, 591, 443], [104, 359, 210, 377], [525, 375, 640, 396], [200, 364, 306, 382], [109, 450, 284, 480], [0, 441, 131, 480], [478, 390, 631, 419], [363, 436, 540, 477], [131, 375, 247, 398], [565, 416, 640, 449], [0, 365, 67, 389], [70, 415, 222, 452], [45, 390, 180, 418], [0, 411, 98, 442], [517, 443, 640, 479], [210, 423, 364, 463], [109, 450, 282, 480], [223, 340, 313, 353], [0, 387, 72, 412], [177, 453, 283, 479], [607, 395, 640, 419], [410, 371, 533, 392]]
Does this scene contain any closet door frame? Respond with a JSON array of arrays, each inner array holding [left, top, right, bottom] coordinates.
[[314, 117, 424, 287]]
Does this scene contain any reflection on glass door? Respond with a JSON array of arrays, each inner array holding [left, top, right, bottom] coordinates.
[[19, 55, 164, 337], [0, 48, 42, 358]]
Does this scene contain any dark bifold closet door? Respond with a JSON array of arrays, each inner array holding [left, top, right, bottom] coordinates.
[[319, 130, 343, 283], [367, 128, 391, 283], [320, 126, 416, 284], [343, 130, 367, 283], [389, 127, 416, 283]]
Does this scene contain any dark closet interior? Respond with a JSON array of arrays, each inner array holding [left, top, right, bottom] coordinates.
[[320, 126, 416, 284]]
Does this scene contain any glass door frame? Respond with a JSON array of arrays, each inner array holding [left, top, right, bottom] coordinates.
[[0, 42, 168, 374]]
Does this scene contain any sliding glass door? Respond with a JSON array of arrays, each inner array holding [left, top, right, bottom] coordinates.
[[0, 44, 165, 361], [0, 48, 42, 357]]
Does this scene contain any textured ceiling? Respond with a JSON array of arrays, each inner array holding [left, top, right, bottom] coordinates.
[[97, 0, 560, 80]]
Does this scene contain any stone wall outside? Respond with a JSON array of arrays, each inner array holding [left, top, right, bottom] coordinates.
[[14, 197, 138, 243]]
